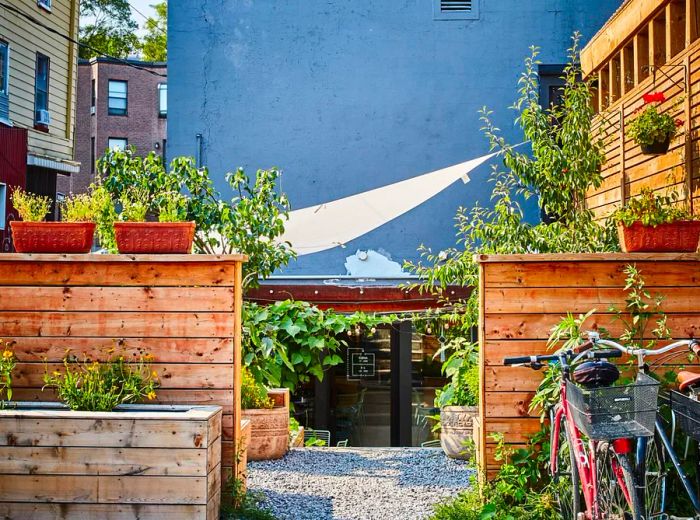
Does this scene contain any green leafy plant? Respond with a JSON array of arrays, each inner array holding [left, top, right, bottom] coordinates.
[[97, 149, 294, 289], [61, 185, 113, 223], [243, 300, 390, 394], [304, 434, 326, 447], [119, 186, 150, 222], [221, 475, 277, 520], [612, 188, 695, 227], [627, 96, 682, 146], [43, 352, 160, 411], [241, 367, 273, 410], [0, 340, 16, 404], [158, 191, 188, 223], [434, 337, 479, 408], [11, 188, 51, 222]]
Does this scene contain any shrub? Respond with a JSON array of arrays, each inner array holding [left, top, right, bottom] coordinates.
[[627, 96, 682, 146], [119, 187, 150, 222], [61, 185, 112, 223], [158, 191, 189, 222], [241, 367, 273, 410], [43, 352, 160, 411], [434, 337, 478, 408], [11, 187, 51, 222]]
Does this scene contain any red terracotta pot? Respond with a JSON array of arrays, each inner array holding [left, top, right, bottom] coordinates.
[[114, 222, 195, 254], [617, 221, 700, 253], [11, 222, 96, 253]]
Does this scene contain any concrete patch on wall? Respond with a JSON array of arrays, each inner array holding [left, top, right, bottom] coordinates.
[[344, 249, 410, 278]]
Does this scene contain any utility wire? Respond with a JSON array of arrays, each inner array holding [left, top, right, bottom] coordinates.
[[0, 1, 167, 78], [127, 1, 167, 36]]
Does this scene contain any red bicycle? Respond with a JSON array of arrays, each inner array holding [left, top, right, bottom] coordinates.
[[505, 342, 659, 519]]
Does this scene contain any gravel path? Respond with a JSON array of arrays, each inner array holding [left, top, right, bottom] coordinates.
[[247, 447, 473, 520]]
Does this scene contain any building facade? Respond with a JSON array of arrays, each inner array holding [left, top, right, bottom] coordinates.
[[169, 0, 622, 277], [64, 58, 167, 195], [0, 0, 79, 251]]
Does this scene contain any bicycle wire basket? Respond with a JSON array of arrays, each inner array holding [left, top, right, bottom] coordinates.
[[566, 372, 660, 440], [670, 390, 700, 442]]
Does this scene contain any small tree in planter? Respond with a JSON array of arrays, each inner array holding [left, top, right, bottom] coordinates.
[[240, 367, 289, 461], [627, 92, 684, 155], [434, 337, 479, 460], [10, 187, 106, 253], [613, 188, 700, 252]]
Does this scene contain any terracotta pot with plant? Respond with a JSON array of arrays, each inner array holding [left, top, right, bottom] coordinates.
[[628, 91, 683, 155], [114, 188, 195, 254], [614, 188, 700, 252], [240, 367, 289, 461], [10, 187, 104, 253]]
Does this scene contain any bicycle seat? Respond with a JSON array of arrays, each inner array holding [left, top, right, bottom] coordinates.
[[677, 370, 700, 391], [573, 360, 620, 388]]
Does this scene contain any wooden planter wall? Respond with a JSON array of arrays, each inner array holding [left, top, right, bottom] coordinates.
[[0, 404, 223, 519], [477, 253, 700, 477], [0, 254, 246, 479], [582, 0, 700, 220]]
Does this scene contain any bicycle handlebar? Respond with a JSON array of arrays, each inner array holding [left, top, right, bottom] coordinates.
[[585, 331, 699, 359], [503, 349, 622, 366]]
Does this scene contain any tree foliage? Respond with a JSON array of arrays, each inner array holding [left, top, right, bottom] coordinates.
[[139, 1, 167, 62], [79, 0, 139, 59]]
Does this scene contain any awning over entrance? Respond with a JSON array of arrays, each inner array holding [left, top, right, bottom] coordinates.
[[27, 154, 80, 175]]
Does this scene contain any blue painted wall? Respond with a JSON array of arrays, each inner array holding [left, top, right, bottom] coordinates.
[[169, 0, 620, 276]]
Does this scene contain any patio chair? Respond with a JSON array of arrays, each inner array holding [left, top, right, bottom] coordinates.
[[336, 439, 349, 447], [421, 439, 442, 448], [304, 428, 331, 447]]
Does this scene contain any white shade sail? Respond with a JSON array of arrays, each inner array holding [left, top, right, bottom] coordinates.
[[280, 152, 498, 255]]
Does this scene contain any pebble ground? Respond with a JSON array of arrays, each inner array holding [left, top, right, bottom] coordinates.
[[247, 447, 473, 520]]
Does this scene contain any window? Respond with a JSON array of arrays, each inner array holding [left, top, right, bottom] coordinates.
[[91, 79, 96, 114], [0, 41, 9, 123], [433, 0, 479, 20], [108, 137, 128, 151], [108, 80, 127, 116], [0, 183, 6, 231], [37, 0, 51, 11], [158, 83, 167, 117], [90, 137, 95, 174], [34, 53, 50, 126]]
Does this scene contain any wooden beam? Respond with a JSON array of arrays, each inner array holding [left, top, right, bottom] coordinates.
[[650, 15, 667, 68], [619, 108, 627, 207], [634, 31, 650, 83], [688, 0, 700, 45], [610, 56, 622, 104], [581, 0, 669, 76], [621, 44, 634, 94], [666, 1, 686, 60], [599, 68, 610, 111], [685, 54, 693, 214]]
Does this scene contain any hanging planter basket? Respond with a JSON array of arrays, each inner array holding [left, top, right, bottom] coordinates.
[[11, 222, 96, 253], [640, 134, 672, 155], [617, 221, 700, 253]]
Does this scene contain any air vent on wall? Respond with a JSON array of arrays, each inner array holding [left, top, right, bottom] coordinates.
[[433, 0, 479, 20], [441, 0, 472, 12]]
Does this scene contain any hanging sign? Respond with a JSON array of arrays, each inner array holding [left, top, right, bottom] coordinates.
[[350, 352, 375, 378]]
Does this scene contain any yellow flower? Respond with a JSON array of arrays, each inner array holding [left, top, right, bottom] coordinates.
[[146, 391, 157, 400], [52, 371, 60, 376], [143, 353, 154, 362], [2, 350, 12, 360], [151, 370, 159, 379]]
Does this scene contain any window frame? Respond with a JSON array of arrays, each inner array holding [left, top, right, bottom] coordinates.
[[107, 137, 128, 151], [34, 53, 50, 126], [0, 41, 9, 96], [107, 79, 128, 117], [37, 0, 52, 12], [91, 78, 96, 114], [157, 83, 167, 118], [90, 136, 96, 174]]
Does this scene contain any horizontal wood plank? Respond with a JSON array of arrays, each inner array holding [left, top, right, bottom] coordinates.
[[0, 503, 208, 519]]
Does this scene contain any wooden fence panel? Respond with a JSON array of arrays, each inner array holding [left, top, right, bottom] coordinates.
[[478, 253, 700, 476], [0, 254, 246, 479]]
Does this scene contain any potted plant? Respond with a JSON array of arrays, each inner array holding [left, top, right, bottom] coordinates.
[[240, 367, 289, 461], [0, 351, 223, 516], [613, 188, 700, 252], [10, 188, 100, 253], [434, 337, 479, 460], [627, 91, 683, 155], [114, 188, 195, 254]]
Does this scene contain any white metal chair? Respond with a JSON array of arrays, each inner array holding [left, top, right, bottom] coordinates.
[[304, 428, 331, 446]]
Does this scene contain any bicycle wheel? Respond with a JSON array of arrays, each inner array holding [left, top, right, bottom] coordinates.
[[551, 411, 581, 518], [640, 433, 667, 517], [596, 441, 643, 520]]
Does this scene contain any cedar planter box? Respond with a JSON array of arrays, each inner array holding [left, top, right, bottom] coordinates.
[[0, 402, 223, 519], [617, 221, 700, 252], [242, 388, 290, 461]]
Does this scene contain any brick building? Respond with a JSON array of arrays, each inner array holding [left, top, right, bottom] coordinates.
[[64, 57, 167, 195]]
